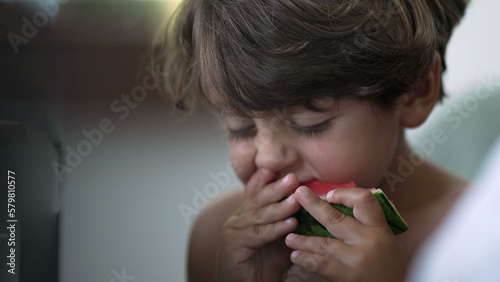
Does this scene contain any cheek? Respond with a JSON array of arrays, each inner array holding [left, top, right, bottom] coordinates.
[[228, 141, 257, 184], [308, 119, 400, 187], [307, 143, 365, 185]]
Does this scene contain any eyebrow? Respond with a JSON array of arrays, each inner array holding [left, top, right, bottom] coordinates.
[[284, 100, 340, 116], [218, 98, 342, 120]]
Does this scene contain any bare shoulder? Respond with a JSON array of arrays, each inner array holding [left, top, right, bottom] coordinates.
[[187, 188, 243, 282], [396, 160, 469, 261]]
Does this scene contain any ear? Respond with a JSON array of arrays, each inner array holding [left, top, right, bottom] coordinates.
[[400, 52, 442, 128]]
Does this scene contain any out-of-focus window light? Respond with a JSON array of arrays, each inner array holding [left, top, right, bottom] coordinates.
[[136, 0, 183, 13]]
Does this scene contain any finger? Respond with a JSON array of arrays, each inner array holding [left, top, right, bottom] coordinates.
[[233, 217, 298, 249], [231, 194, 301, 229], [244, 168, 276, 199], [285, 233, 352, 262], [240, 173, 299, 212], [295, 186, 362, 242], [252, 173, 299, 206], [290, 250, 354, 281], [327, 187, 386, 228]]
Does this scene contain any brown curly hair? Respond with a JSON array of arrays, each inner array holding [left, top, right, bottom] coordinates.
[[154, 0, 467, 116]]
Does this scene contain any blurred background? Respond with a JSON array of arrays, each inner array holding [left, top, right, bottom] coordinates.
[[0, 0, 499, 281]]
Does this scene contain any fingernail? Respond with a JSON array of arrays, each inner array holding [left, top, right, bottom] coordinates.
[[286, 194, 295, 203], [286, 233, 297, 242], [297, 186, 309, 197], [290, 250, 299, 260], [285, 218, 295, 226], [326, 189, 336, 201], [260, 168, 272, 176], [282, 173, 292, 184]]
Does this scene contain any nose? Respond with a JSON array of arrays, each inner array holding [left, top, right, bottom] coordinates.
[[254, 129, 298, 173]]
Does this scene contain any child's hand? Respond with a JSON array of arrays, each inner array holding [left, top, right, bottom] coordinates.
[[216, 169, 302, 282], [285, 186, 406, 282]]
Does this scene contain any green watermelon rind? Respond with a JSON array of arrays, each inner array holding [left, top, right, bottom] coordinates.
[[294, 189, 408, 238]]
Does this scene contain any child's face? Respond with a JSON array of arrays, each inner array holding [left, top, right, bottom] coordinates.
[[222, 98, 404, 188]]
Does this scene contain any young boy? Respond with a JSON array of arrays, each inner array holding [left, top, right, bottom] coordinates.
[[157, 0, 468, 281]]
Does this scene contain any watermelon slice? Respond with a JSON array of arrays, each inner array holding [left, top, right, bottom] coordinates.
[[294, 180, 409, 238]]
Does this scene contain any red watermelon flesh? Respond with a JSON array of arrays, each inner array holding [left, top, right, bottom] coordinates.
[[303, 179, 356, 198]]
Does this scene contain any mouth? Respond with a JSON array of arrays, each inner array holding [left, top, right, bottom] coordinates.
[[298, 178, 319, 186], [298, 181, 313, 187]]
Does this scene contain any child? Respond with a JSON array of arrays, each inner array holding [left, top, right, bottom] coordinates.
[[157, 0, 468, 281]]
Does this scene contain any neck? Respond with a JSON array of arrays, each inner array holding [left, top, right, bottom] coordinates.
[[378, 136, 468, 214]]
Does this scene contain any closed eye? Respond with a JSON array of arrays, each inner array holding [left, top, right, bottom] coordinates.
[[227, 125, 256, 140], [291, 119, 332, 137]]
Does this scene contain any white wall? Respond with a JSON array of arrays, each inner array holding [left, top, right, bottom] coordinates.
[[407, 0, 500, 179], [442, 0, 500, 98], [60, 101, 241, 282]]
